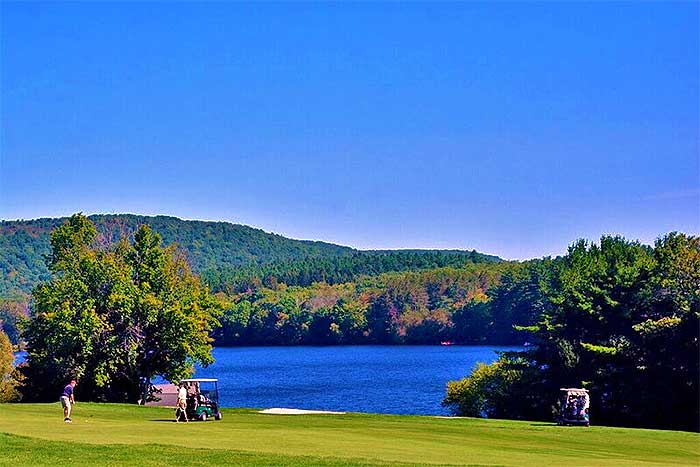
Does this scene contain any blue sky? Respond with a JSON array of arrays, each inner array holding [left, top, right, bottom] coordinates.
[[1, 2, 697, 259]]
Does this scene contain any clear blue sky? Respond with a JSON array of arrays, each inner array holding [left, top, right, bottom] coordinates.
[[1, 2, 698, 259]]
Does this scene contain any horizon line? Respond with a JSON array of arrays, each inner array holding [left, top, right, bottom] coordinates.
[[1, 211, 686, 262]]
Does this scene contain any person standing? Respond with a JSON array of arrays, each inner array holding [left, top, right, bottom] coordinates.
[[176, 382, 188, 422], [61, 379, 76, 423]]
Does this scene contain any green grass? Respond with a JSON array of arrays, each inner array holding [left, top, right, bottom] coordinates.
[[0, 403, 697, 467]]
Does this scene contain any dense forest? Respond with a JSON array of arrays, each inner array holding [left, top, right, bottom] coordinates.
[[213, 263, 518, 346], [0, 214, 500, 345], [0, 214, 350, 298], [203, 249, 500, 293], [208, 256, 562, 347], [0, 215, 498, 298]]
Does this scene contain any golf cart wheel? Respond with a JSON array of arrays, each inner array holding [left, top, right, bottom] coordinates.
[[199, 412, 208, 421], [215, 412, 222, 421]]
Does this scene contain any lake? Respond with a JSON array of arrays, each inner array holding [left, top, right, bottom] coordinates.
[[191, 345, 519, 415], [16, 345, 519, 415]]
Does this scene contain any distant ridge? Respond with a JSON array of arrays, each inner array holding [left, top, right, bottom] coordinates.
[[0, 214, 500, 298]]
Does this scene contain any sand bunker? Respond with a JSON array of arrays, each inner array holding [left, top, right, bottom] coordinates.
[[258, 408, 346, 415]]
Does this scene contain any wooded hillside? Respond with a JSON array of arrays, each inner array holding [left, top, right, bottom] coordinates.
[[0, 214, 498, 298]]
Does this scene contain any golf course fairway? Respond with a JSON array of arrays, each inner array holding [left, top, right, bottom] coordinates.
[[1, 403, 697, 467]]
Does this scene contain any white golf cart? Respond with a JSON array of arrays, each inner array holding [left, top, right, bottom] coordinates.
[[558, 388, 590, 426]]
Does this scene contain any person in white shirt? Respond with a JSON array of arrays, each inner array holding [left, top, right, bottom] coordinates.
[[176, 383, 188, 422]]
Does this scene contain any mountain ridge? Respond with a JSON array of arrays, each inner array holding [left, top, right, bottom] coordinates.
[[0, 214, 501, 297]]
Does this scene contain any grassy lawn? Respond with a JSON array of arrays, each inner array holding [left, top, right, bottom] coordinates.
[[0, 403, 697, 467]]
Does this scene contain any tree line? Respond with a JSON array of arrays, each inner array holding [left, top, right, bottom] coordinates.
[[212, 264, 515, 346], [0, 214, 497, 297], [203, 249, 499, 293]]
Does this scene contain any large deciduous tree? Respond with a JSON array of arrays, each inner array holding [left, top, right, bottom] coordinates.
[[21, 214, 219, 403]]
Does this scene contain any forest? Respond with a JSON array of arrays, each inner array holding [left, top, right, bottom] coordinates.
[[212, 263, 513, 346], [0, 214, 497, 298], [0, 214, 501, 346], [0, 214, 353, 298]]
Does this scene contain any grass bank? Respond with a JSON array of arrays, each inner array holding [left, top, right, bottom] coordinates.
[[0, 403, 697, 467]]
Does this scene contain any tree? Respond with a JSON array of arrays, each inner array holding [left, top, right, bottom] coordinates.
[[442, 358, 537, 419], [0, 299, 29, 345], [21, 214, 219, 403], [444, 234, 700, 431], [486, 260, 553, 344], [0, 329, 21, 402], [629, 232, 700, 430]]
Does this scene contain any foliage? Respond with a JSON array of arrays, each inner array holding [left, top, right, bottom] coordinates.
[[478, 259, 554, 343], [444, 233, 700, 431], [204, 249, 500, 293], [0, 329, 22, 402], [0, 215, 500, 298], [443, 361, 518, 417], [2, 215, 505, 348], [0, 214, 351, 298], [212, 264, 517, 346], [0, 299, 29, 345], [21, 214, 219, 403]]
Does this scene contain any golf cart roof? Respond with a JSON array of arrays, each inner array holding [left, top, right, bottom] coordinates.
[[560, 388, 589, 394], [181, 378, 218, 383]]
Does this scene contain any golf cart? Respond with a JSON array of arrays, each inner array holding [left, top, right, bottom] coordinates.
[[558, 388, 590, 426], [177, 378, 222, 421]]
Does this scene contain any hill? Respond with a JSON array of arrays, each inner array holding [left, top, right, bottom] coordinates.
[[2, 403, 698, 467], [0, 214, 500, 297]]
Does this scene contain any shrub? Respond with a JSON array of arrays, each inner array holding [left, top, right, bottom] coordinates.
[[443, 360, 521, 418]]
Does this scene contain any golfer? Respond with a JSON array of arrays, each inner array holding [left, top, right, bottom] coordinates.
[[176, 383, 188, 422], [61, 379, 76, 423]]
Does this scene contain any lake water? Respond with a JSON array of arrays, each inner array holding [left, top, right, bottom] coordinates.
[[192, 345, 519, 415], [16, 345, 519, 415]]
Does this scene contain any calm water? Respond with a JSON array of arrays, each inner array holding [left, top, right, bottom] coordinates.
[[192, 345, 519, 415], [16, 346, 519, 415]]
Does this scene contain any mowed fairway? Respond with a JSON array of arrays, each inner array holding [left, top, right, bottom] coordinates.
[[0, 403, 697, 467]]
